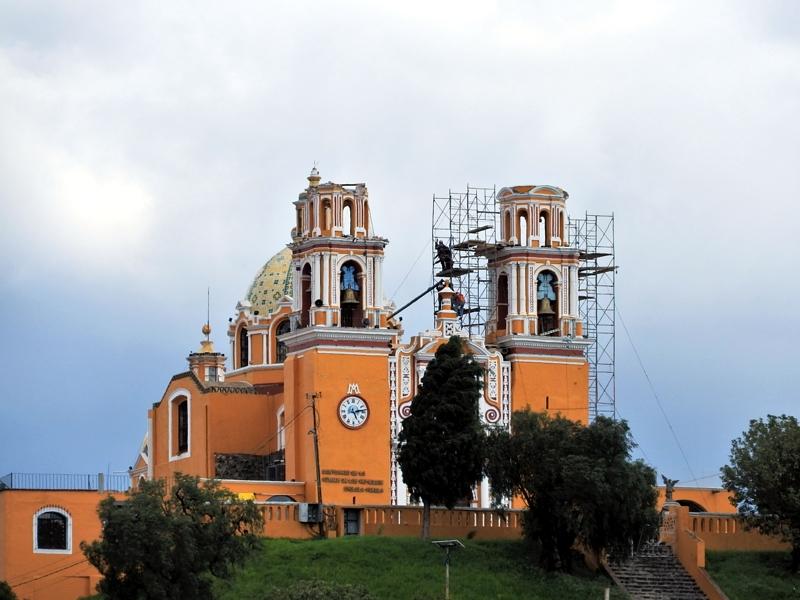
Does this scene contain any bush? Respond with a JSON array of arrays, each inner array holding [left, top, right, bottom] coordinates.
[[0, 581, 17, 600], [259, 580, 373, 599]]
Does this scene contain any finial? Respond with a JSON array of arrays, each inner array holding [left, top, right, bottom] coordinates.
[[308, 163, 321, 188], [198, 287, 214, 353]]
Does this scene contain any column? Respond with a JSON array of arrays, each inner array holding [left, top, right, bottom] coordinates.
[[509, 263, 518, 316]]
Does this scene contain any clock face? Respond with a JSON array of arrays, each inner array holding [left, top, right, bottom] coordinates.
[[338, 395, 369, 429]]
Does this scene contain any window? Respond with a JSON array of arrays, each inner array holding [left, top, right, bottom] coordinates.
[[276, 319, 291, 363], [177, 400, 188, 454], [34, 507, 71, 554], [207, 366, 219, 382], [169, 389, 191, 460], [238, 326, 249, 368], [277, 407, 286, 450], [496, 273, 509, 332]]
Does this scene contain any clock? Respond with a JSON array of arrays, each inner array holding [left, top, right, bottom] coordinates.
[[338, 395, 369, 429]]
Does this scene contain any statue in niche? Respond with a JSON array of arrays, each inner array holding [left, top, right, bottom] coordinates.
[[341, 265, 360, 291], [662, 475, 679, 502]]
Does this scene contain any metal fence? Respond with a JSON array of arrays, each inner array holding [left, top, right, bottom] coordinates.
[[0, 472, 130, 492]]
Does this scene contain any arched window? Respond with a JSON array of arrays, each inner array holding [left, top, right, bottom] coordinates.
[[300, 264, 312, 327], [275, 319, 291, 363], [559, 210, 565, 241], [34, 507, 71, 553], [238, 326, 249, 368], [296, 207, 304, 236], [504, 210, 512, 242], [518, 210, 528, 246], [177, 400, 188, 454], [342, 201, 354, 237], [363, 201, 370, 236], [496, 273, 509, 332], [340, 260, 363, 327], [539, 210, 551, 247]]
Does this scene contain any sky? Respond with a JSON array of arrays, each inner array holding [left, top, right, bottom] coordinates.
[[1, 1, 798, 488]]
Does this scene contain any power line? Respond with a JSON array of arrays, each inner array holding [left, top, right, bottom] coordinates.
[[11, 558, 89, 588], [616, 305, 698, 485], [246, 404, 313, 456]]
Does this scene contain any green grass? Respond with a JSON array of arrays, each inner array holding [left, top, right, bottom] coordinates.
[[706, 551, 800, 600], [215, 536, 625, 600]]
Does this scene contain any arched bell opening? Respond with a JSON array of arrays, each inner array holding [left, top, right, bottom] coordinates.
[[342, 200, 355, 237], [300, 264, 312, 328], [340, 260, 364, 327], [503, 210, 512, 243], [296, 207, 304, 237], [559, 209, 565, 242], [539, 210, 552, 247], [536, 270, 559, 336], [518, 209, 529, 247], [363, 201, 370, 236], [496, 273, 509, 333]]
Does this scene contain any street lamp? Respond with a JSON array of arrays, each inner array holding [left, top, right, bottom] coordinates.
[[431, 539, 464, 600]]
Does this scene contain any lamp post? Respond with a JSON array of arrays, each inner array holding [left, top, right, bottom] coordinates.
[[431, 539, 464, 600]]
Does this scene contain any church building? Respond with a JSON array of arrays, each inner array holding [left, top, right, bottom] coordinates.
[[131, 169, 591, 509]]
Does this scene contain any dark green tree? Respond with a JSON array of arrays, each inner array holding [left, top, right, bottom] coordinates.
[[485, 410, 658, 571], [397, 336, 485, 539], [82, 473, 263, 599], [0, 580, 17, 600], [721, 414, 800, 571]]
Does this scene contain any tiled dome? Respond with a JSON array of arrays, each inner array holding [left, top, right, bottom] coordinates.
[[246, 247, 293, 315]]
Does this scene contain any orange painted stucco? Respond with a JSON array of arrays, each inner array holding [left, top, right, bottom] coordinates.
[[656, 486, 736, 514], [0, 490, 123, 600]]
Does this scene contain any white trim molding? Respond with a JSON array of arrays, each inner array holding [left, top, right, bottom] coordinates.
[[168, 388, 192, 462], [33, 506, 72, 554]]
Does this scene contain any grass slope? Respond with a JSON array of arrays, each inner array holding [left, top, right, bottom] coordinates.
[[215, 536, 625, 600], [706, 551, 800, 600]]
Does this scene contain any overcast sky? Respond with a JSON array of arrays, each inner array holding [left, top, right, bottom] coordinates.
[[1, 1, 798, 489]]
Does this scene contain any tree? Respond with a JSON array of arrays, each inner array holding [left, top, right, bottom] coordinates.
[[82, 473, 263, 599], [0, 580, 17, 600], [485, 410, 658, 571], [721, 414, 800, 571], [397, 336, 485, 539]]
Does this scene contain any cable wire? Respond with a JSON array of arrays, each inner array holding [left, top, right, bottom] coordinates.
[[617, 305, 698, 485]]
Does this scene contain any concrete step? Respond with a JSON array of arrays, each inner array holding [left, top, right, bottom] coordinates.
[[607, 544, 707, 600]]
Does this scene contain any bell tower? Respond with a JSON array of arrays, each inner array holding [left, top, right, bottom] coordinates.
[[487, 185, 581, 339], [290, 167, 390, 329]]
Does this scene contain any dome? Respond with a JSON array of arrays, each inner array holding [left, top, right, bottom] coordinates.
[[246, 247, 293, 315]]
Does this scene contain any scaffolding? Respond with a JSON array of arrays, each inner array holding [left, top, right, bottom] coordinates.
[[430, 191, 616, 421], [431, 187, 498, 334], [569, 214, 616, 420]]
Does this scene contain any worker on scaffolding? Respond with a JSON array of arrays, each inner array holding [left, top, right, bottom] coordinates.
[[453, 290, 466, 318], [435, 240, 454, 272]]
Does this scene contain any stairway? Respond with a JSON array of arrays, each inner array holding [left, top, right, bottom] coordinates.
[[606, 544, 707, 600]]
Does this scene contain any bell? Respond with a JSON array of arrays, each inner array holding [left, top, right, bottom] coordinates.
[[341, 288, 359, 305], [537, 297, 555, 315]]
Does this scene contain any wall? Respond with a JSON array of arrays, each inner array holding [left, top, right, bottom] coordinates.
[[509, 359, 589, 425], [0, 489, 123, 600], [354, 506, 523, 540], [688, 512, 790, 551]]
